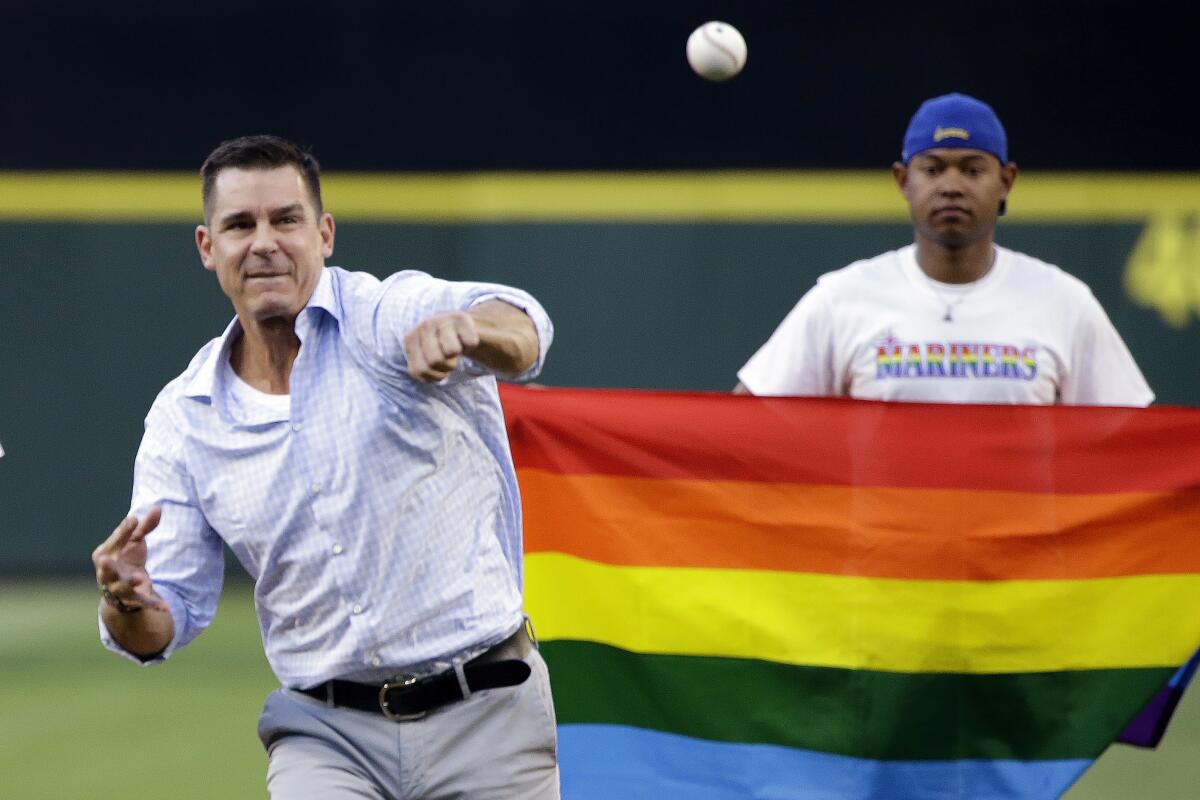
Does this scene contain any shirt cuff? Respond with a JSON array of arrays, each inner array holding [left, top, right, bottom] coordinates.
[[465, 292, 552, 382], [97, 585, 187, 666]]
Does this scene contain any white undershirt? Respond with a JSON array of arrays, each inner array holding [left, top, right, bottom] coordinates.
[[221, 357, 291, 418]]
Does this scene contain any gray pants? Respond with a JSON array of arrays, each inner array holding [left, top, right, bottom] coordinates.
[[257, 649, 560, 799]]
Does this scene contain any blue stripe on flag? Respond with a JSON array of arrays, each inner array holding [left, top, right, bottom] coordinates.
[[1168, 649, 1200, 689], [560, 724, 1092, 800]]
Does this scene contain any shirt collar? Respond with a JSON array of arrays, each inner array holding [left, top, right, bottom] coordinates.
[[306, 266, 340, 322], [183, 267, 340, 402]]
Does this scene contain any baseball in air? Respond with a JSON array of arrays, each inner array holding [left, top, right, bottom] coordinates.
[[686, 21, 747, 82]]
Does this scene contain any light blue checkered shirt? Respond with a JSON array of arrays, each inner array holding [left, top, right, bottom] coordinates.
[[99, 267, 553, 688]]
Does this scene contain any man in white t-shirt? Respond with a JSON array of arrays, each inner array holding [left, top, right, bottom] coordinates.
[[736, 92, 1153, 407]]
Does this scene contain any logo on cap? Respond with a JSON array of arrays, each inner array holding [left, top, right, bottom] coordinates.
[[934, 126, 971, 143], [902, 93, 1008, 165]]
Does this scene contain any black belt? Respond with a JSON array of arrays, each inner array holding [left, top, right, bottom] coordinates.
[[297, 627, 533, 721]]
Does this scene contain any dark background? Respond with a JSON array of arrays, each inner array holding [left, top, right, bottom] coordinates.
[[2, 1, 1199, 171], [1, 3, 1198, 571]]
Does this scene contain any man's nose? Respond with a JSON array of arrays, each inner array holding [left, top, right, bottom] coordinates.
[[937, 176, 965, 196], [250, 221, 278, 254]]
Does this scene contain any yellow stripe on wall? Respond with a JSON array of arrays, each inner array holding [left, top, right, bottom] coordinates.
[[524, 552, 1200, 674], [1, 171, 1198, 222]]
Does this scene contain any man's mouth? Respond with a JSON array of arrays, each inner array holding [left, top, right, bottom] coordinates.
[[933, 206, 970, 218]]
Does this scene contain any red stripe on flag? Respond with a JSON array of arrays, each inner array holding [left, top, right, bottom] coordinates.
[[501, 386, 1200, 494]]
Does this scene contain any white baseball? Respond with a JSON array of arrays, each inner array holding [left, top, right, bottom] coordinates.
[[686, 21, 747, 82]]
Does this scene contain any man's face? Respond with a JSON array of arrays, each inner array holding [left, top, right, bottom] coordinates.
[[196, 166, 334, 323], [893, 148, 1017, 249]]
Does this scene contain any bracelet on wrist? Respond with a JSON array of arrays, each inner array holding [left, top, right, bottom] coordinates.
[[100, 586, 144, 614]]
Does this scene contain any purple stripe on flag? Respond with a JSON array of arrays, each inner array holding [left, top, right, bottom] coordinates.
[[1118, 649, 1200, 748]]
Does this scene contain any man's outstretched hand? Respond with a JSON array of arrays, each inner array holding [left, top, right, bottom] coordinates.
[[93, 507, 169, 614]]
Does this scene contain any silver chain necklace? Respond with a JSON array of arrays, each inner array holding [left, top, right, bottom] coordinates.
[[922, 279, 974, 322], [918, 252, 996, 322]]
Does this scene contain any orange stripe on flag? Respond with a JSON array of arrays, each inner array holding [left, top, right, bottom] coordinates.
[[519, 469, 1200, 580]]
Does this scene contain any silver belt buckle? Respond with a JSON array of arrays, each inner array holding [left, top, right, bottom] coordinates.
[[379, 675, 426, 721]]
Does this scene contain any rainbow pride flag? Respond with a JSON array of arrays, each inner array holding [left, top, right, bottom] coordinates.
[[501, 386, 1200, 800]]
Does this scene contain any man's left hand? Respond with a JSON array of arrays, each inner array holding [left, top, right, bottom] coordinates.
[[404, 312, 482, 383]]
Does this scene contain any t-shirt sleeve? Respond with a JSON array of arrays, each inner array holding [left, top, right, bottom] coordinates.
[[1060, 289, 1155, 407], [737, 283, 839, 397]]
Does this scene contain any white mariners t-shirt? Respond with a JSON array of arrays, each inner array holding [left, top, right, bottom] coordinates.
[[738, 244, 1154, 407]]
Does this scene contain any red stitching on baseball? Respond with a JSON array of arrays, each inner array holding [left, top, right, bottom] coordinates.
[[701, 26, 741, 69]]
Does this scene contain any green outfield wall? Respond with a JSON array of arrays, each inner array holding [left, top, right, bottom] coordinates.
[[0, 173, 1196, 572]]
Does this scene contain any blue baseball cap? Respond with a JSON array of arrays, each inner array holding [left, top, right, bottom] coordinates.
[[901, 93, 1008, 165]]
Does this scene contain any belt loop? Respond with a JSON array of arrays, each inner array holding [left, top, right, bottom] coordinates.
[[325, 681, 335, 708], [524, 614, 539, 650], [453, 662, 472, 701]]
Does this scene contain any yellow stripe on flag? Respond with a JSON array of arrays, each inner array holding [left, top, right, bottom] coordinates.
[[525, 552, 1200, 673]]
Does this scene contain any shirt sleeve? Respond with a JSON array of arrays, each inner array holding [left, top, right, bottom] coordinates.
[[99, 402, 225, 665], [737, 282, 839, 396], [1059, 289, 1155, 407], [369, 271, 553, 385]]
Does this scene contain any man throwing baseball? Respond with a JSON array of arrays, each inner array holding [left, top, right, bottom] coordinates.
[[92, 135, 559, 799], [736, 92, 1152, 407]]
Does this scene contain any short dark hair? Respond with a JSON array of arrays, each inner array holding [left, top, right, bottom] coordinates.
[[200, 135, 323, 220]]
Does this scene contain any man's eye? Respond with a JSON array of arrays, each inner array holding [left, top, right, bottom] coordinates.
[[278, 217, 298, 225]]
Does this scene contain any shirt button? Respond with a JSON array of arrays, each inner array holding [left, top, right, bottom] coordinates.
[[292, 422, 302, 433], [352, 604, 364, 615], [371, 657, 382, 667], [311, 483, 322, 494], [332, 544, 344, 555]]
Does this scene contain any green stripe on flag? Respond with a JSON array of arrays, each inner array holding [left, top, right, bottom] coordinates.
[[541, 640, 1172, 761]]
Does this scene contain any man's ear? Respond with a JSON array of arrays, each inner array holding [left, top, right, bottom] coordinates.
[[319, 212, 335, 259], [998, 161, 1019, 217], [891, 162, 910, 198], [196, 225, 216, 272]]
